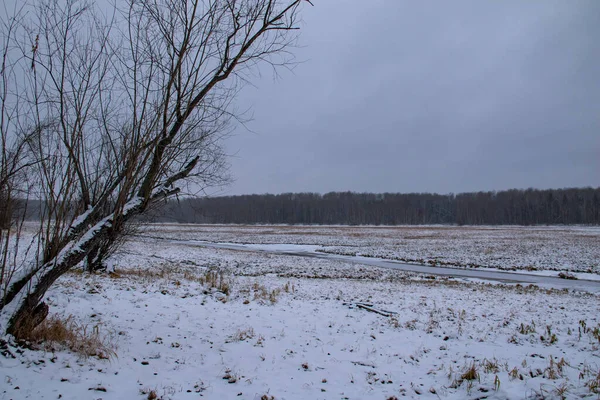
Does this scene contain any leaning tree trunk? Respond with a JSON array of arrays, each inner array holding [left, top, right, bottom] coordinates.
[[2, 200, 142, 338], [2, 188, 178, 338], [7, 235, 119, 338]]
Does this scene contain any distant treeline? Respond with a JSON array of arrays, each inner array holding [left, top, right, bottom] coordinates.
[[154, 187, 600, 225]]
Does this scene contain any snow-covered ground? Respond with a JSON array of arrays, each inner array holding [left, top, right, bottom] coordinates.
[[1, 226, 600, 399], [141, 224, 600, 274]]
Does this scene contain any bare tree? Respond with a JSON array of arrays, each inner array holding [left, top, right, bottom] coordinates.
[[0, 0, 309, 339], [0, 3, 37, 308]]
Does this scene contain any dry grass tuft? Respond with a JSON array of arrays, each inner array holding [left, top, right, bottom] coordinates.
[[222, 368, 238, 383], [482, 358, 499, 374], [518, 321, 536, 335], [229, 327, 255, 342], [139, 388, 160, 399], [460, 363, 479, 381], [200, 269, 230, 295], [283, 281, 295, 293], [586, 369, 600, 394], [250, 282, 281, 304], [268, 289, 281, 304], [508, 366, 523, 381], [26, 315, 116, 359]]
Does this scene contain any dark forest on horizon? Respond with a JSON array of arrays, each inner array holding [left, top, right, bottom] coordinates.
[[151, 187, 600, 226]]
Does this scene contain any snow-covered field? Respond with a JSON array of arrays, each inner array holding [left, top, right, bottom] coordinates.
[[1, 225, 600, 400], [142, 224, 600, 274]]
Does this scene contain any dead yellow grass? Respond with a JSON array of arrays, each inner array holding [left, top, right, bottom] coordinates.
[[460, 363, 479, 381], [248, 282, 285, 304], [105, 265, 231, 295], [26, 315, 116, 359]]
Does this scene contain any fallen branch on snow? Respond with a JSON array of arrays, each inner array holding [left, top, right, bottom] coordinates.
[[346, 302, 398, 317]]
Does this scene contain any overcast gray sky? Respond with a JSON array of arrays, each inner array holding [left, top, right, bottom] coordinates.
[[222, 0, 599, 195]]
